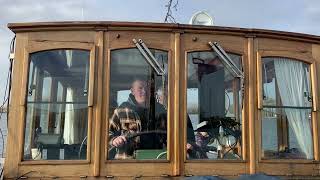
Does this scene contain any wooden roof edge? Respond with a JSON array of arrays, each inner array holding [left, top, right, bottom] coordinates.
[[7, 21, 320, 43]]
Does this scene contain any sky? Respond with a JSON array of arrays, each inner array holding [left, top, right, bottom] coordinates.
[[0, 0, 320, 102]]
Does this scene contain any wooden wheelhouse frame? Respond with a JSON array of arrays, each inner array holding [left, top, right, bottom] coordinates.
[[4, 21, 320, 179]]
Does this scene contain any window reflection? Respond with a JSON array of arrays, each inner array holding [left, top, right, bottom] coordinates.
[[108, 48, 168, 160], [186, 51, 242, 160], [261, 57, 313, 159], [23, 49, 90, 160]]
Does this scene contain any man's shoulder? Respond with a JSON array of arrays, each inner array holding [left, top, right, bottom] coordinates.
[[118, 101, 134, 109], [113, 102, 136, 114]]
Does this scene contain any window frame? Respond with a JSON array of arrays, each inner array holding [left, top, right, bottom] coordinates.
[[184, 50, 244, 161], [19, 40, 96, 166], [257, 50, 319, 164], [106, 47, 170, 161], [100, 31, 175, 177], [180, 33, 248, 176]]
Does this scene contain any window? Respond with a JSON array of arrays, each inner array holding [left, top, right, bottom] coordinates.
[[108, 48, 168, 160], [186, 51, 242, 160], [23, 49, 90, 160], [261, 57, 313, 159]]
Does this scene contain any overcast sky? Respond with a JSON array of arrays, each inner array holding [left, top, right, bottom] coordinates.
[[0, 0, 320, 101]]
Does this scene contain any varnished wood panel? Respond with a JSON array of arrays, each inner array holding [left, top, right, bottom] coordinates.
[[181, 33, 245, 53], [109, 31, 172, 50], [27, 40, 93, 54], [257, 163, 317, 176], [248, 37, 257, 174], [185, 162, 246, 176], [312, 45, 320, 110], [28, 31, 95, 43], [256, 38, 312, 53], [101, 32, 110, 163], [18, 165, 92, 178], [312, 44, 320, 163], [173, 32, 181, 176], [258, 50, 314, 64], [4, 33, 28, 178], [103, 163, 172, 177], [93, 31, 104, 176]]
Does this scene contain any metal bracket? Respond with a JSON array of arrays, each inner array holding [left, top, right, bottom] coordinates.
[[133, 38, 165, 76], [208, 41, 244, 79], [208, 41, 245, 109], [9, 53, 15, 60]]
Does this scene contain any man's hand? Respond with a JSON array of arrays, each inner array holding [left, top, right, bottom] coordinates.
[[112, 136, 127, 147], [186, 143, 193, 150]]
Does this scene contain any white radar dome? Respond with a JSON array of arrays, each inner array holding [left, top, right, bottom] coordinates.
[[189, 11, 214, 26]]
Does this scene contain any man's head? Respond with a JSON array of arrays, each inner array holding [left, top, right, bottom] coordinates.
[[131, 79, 147, 106], [156, 88, 167, 106]]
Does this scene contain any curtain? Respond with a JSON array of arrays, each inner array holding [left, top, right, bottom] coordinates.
[[274, 58, 313, 159], [63, 50, 80, 144]]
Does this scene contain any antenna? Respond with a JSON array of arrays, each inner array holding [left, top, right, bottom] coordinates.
[[81, 0, 84, 21]]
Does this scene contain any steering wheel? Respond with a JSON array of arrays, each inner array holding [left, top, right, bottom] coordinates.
[[108, 130, 167, 159], [187, 142, 218, 159]]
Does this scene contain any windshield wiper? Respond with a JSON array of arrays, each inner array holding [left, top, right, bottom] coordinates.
[[208, 41, 244, 79], [133, 39, 165, 76], [208, 41, 245, 109]]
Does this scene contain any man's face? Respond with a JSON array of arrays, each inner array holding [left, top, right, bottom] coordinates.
[[156, 89, 166, 105], [131, 80, 147, 105]]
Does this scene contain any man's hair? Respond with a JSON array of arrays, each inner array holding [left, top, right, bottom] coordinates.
[[130, 77, 147, 88]]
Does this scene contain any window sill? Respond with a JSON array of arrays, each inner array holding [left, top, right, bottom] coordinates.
[[185, 159, 246, 163], [19, 159, 90, 165], [259, 159, 317, 164], [105, 159, 170, 163]]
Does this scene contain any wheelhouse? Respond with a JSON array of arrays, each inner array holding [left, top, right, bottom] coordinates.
[[4, 21, 320, 179]]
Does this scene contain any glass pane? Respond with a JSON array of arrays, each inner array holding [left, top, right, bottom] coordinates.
[[108, 48, 168, 160], [262, 58, 312, 107], [262, 108, 313, 159], [23, 49, 90, 160], [186, 51, 242, 160]]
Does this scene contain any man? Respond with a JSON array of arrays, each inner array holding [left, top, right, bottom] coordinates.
[[109, 79, 166, 159], [155, 87, 196, 158]]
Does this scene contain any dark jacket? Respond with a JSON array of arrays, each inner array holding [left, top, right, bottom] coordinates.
[[108, 94, 166, 159]]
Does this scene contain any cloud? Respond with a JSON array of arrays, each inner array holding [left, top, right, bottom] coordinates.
[[0, 1, 85, 22]]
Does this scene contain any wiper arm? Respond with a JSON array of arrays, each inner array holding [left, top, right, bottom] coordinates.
[[133, 39, 165, 76], [208, 41, 245, 109], [208, 41, 244, 79]]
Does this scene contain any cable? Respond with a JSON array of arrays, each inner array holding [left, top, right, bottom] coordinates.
[[0, 129, 4, 158], [0, 35, 16, 158], [0, 167, 3, 179], [156, 151, 167, 159], [78, 136, 87, 159], [225, 91, 230, 116]]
